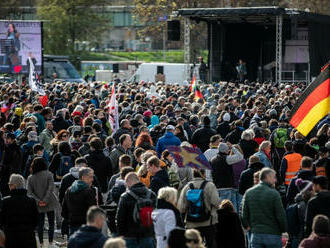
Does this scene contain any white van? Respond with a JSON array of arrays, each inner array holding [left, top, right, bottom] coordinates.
[[129, 62, 192, 84]]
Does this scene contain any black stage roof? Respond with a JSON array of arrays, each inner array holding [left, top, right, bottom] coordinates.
[[177, 6, 330, 24]]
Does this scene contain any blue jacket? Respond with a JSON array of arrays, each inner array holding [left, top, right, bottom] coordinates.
[[254, 151, 272, 168], [156, 132, 181, 157]]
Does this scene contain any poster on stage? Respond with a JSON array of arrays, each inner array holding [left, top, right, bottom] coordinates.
[[0, 21, 42, 74]]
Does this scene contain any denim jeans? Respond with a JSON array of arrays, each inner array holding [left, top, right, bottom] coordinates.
[[124, 237, 154, 248], [250, 233, 282, 248], [218, 188, 242, 212], [38, 211, 55, 244]]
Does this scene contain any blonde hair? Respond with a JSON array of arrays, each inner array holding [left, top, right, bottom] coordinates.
[[185, 229, 205, 248], [158, 187, 177, 205], [259, 141, 271, 151], [103, 237, 126, 248]]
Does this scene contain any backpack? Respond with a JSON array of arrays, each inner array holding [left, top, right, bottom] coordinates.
[[274, 128, 288, 149], [186, 181, 210, 222], [167, 167, 180, 189], [286, 203, 300, 236], [56, 153, 73, 179], [128, 190, 154, 228], [22, 144, 33, 169]]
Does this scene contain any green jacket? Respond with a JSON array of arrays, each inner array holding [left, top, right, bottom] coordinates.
[[240, 182, 287, 235]]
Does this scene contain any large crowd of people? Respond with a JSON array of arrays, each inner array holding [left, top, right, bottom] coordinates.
[[0, 78, 328, 248]]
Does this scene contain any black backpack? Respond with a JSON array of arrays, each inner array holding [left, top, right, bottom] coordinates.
[[128, 190, 154, 229]]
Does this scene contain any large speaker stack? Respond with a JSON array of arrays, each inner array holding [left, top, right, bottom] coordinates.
[[167, 20, 180, 41]]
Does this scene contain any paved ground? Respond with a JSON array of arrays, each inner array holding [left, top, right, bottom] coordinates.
[[36, 231, 67, 248]]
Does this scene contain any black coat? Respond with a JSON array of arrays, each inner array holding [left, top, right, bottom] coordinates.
[[225, 127, 243, 145], [238, 162, 264, 195], [305, 191, 330, 237], [113, 128, 133, 145], [0, 189, 39, 248], [191, 125, 217, 152], [150, 169, 170, 195], [286, 170, 315, 205], [62, 181, 97, 227], [217, 121, 231, 140], [0, 143, 22, 196], [85, 150, 113, 193], [68, 225, 107, 248], [239, 139, 259, 160], [49, 152, 79, 182], [116, 182, 156, 238], [216, 209, 245, 248], [211, 153, 234, 189], [52, 116, 71, 133]]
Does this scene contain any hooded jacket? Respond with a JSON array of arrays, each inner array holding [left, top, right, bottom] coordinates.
[[116, 182, 156, 238], [150, 169, 170, 194], [85, 150, 112, 193], [148, 115, 160, 130], [156, 132, 181, 157], [152, 199, 184, 248], [62, 180, 97, 226], [286, 170, 315, 205], [68, 225, 107, 248]]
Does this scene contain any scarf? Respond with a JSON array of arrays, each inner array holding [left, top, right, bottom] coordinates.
[[156, 198, 184, 228]]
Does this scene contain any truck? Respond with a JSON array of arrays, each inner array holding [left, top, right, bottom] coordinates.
[[43, 55, 85, 83], [129, 62, 192, 84]]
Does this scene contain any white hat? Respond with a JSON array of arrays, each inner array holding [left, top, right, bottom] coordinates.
[[223, 113, 231, 122]]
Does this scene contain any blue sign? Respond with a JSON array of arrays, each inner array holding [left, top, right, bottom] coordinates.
[[158, 16, 168, 22]]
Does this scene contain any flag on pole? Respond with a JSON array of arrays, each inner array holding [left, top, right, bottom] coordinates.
[[190, 75, 196, 92], [194, 84, 204, 102], [28, 57, 45, 95], [108, 83, 119, 135], [289, 65, 330, 136], [190, 76, 204, 101]]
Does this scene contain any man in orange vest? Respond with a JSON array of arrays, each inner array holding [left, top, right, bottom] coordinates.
[[280, 141, 303, 186], [315, 147, 329, 178]]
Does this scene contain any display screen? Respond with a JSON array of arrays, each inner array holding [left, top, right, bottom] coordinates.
[[0, 21, 42, 74]]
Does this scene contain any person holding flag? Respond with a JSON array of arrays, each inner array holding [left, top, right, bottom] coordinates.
[[190, 76, 204, 102], [28, 56, 48, 107], [107, 83, 119, 137]]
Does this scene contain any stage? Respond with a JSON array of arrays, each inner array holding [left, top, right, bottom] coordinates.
[[176, 6, 330, 83]]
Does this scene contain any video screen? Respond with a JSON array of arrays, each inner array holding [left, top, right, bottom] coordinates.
[[0, 21, 42, 74]]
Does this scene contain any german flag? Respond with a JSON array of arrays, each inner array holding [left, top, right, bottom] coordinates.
[[190, 75, 196, 92], [289, 65, 330, 136]]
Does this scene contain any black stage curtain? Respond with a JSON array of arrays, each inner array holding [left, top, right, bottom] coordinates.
[[308, 22, 330, 77]]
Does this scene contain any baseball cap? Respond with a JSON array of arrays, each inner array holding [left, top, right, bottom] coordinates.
[[166, 125, 175, 131]]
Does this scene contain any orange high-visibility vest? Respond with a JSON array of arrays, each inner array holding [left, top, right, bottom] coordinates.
[[285, 153, 303, 185], [316, 166, 326, 176]]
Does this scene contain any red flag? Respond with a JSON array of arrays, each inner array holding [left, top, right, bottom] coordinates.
[[39, 95, 48, 107]]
